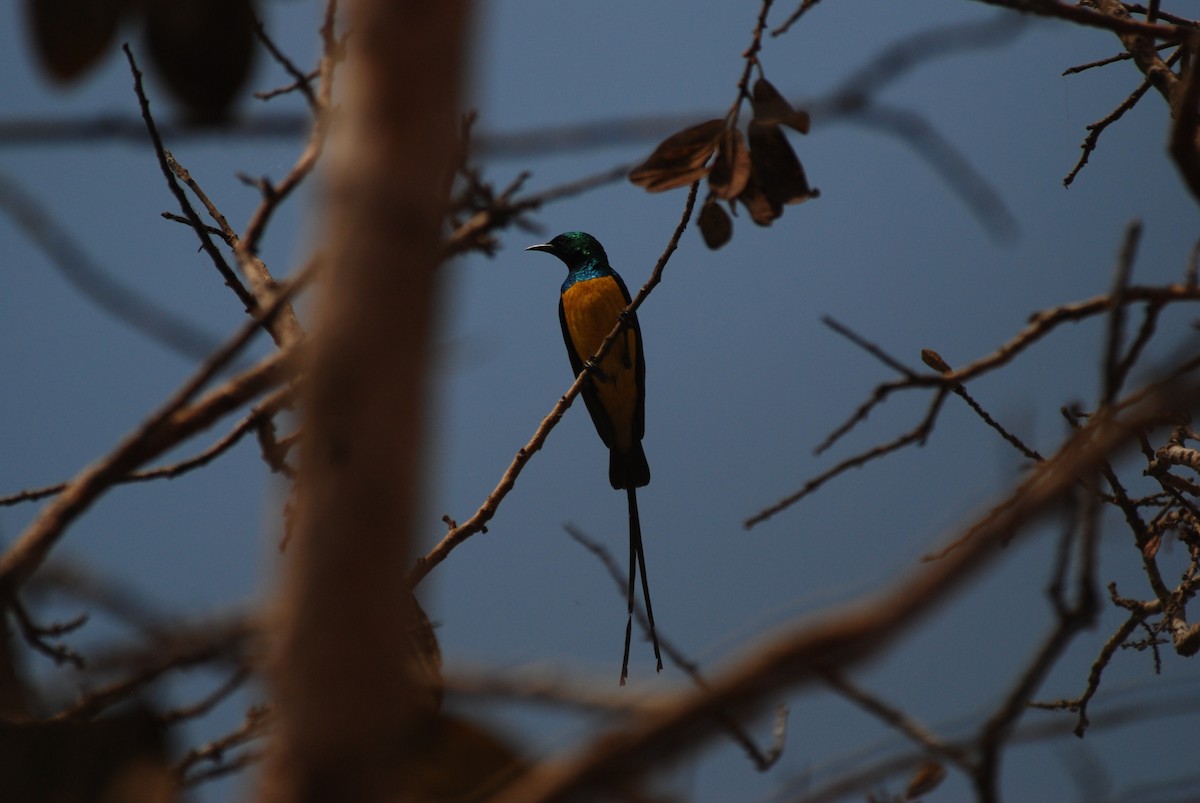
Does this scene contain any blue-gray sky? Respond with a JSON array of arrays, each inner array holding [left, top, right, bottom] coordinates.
[[3, 1, 1199, 800]]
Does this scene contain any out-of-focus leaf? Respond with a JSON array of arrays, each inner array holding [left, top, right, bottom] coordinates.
[[0, 706, 176, 803], [408, 591, 444, 708], [144, 0, 257, 122], [738, 172, 781, 226], [904, 760, 947, 800], [630, 118, 724, 192], [401, 712, 527, 801], [747, 120, 819, 208], [698, 198, 733, 249], [708, 127, 751, 201], [752, 77, 811, 135], [27, 0, 123, 83]]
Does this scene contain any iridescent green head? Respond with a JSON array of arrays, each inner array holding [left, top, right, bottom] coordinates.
[[526, 231, 610, 272]]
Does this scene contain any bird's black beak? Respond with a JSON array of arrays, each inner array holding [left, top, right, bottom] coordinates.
[[525, 243, 556, 255]]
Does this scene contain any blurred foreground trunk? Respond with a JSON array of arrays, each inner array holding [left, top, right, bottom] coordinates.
[[259, 1, 471, 800]]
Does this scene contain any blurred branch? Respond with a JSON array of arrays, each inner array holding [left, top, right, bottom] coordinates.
[[1, 14, 1044, 240], [819, 669, 971, 770], [794, 687, 1200, 803], [493, 379, 1186, 802], [177, 705, 272, 787], [0, 276, 304, 595], [51, 616, 255, 721], [10, 597, 86, 669], [0, 385, 294, 507], [973, 0, 1195, 43], [566, 525, 787, 772], [0, 169, 223, 360], [260, 0, 468, 798], [1169, 41, 1200, 204]]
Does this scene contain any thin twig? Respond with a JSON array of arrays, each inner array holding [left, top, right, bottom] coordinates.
[[252, 15, 318, 109], [0, 170, 223, 360], [0, 386, 294, 507], [10, 596, 86, 668], [0, 272, 307, 593], [1102, 221, 1143, 403], [772, 0, 824, 37], [175, 705, 273, 784], [1064, 71, 1160, 187], [491, 383, 1177, 803], [1029, 611, 1141, 736], [565, 525, 786, 771], [745, 390, 948, 529], [123, 45, 259, 317], [819, 669, 972, 770], [159, 667, 252, 725], [52, 620, 255, 721]]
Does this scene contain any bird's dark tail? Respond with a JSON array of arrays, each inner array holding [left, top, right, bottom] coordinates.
[[620, 485, 663, 685], [609, 443, 650, 490]]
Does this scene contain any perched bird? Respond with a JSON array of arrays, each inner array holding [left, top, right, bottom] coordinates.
[[526, 231, 662, 683]]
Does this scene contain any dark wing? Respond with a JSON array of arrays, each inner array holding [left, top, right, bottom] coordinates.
[[609, 270, 646, 442]]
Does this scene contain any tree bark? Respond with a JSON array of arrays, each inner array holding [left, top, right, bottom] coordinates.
[[259, 1, 470, 800]]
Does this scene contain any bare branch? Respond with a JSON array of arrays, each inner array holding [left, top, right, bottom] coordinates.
[[0, 275, 305, 594], [494, 388, 1177, 802]]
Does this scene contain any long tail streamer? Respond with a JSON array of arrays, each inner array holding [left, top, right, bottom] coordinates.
[[621, 486, 663, 684]]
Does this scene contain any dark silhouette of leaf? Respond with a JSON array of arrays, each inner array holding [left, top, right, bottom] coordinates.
[[0, 705, 174, 802], [698, 198, 733, 249], [629, 119, 724, 192], [737, 172, 781, 226], [708, 127, 751, 200], [398, 712, 527, 801], [26, 0, 123, 83], [752, 77, 811, 135], [747, 120, 819, 209], [144, 0, 257, 123]]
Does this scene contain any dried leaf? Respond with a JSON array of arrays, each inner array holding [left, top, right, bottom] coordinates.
[[27, 0, 123, 82], [737, 172, 781, 226], [630, 118, 724, 192], [698, 198, 733, 249], [904, 760, 947, 800], [708, 127, 751, 200], [747, 120, 819, 209], [752, 77, 811, 135], [1142, 533, 1162, 560], [144, 0, 257, 122]]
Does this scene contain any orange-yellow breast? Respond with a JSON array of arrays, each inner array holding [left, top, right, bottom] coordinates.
[[561, 275, 640, 453]]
